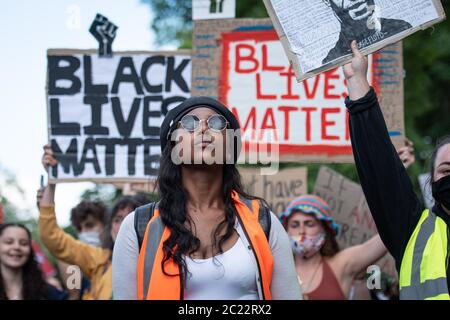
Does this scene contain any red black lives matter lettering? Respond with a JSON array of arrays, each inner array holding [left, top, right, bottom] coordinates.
[[219, 29, 377, 158]]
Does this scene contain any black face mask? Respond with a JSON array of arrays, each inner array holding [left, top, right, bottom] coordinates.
[[432, 175, 450, 211]]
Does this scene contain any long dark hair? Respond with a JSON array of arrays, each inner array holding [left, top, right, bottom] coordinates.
[[156, 143, 259, 281], [101, 196, 140, 250], [0, 223, 48, 300], [319, 221, 340, 257]]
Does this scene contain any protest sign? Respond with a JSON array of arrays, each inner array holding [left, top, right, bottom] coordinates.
[[192, 18, 404, 162], [193, 0, 235, 20], [263, 0, 446, 81], [47, 49, 191, 182], [240, 166, 307, 215], [313, 166, 397, 278]]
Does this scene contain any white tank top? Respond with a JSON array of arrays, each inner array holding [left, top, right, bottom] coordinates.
[[184, 236, 259, 300]]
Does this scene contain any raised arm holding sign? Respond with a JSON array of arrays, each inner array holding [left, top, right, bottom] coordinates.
[[344, 40, 450, 300]]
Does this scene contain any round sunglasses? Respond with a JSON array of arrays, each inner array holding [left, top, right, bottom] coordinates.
[[179, 114, 228, 133]]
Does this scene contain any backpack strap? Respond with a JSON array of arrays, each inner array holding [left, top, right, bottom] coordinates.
[[134, 202, 157, 250], [237, 194, 271, 241], [257, 200, 272, 241]]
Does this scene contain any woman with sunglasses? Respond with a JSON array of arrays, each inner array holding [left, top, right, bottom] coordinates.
[[112, 96, 302, 300]]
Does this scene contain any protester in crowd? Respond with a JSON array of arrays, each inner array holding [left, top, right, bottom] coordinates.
[[69, 201, 106, 247], [281, 194, 387, 300], [67, 200, 107, 299], [112, 97, 302, 300], [343, 40, 450, 299], [37, 182, 107, 300], [31, 240, 64, 292], [0, 223, 67, 300], [38, 185, 139, 300], [39, 145, 141, 300], [364, 138, 415, 301]]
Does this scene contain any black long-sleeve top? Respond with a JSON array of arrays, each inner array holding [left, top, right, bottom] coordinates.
[[345, 88, 450, 285]]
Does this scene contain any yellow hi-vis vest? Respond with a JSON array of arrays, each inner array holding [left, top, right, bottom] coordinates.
[[399, 209, 450, 300]]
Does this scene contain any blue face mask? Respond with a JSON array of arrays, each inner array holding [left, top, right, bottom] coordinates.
[[78, 231, 102, 247]]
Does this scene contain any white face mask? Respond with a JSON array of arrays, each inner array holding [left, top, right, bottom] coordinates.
[[290, 233, 326, 259], [78, 232, 102, 247]]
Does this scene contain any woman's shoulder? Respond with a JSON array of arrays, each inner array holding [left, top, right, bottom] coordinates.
[[121, 210, 136, 231], [267, 211, 291, 246], [268, 211, 284, 232]]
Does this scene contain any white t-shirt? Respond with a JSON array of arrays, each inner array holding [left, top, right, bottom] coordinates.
[[112, 211, 302, 300], [184, 233, 259, 300]]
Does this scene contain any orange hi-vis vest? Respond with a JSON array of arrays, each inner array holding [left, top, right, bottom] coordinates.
[[137, 191, 274, 300]]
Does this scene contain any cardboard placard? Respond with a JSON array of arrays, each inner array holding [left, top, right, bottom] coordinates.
[[313, 166, 397, 279], [47, 49, 191, 182], [263, 0, 446, 81], [240, 166, 307, 216], [192, 18, 404, 162]]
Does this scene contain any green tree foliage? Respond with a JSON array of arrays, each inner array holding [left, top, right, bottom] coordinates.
[[141, 0, 193, 48], [143, 0, 449, 194], [403, 5, 450, 186], [80, 184, 122, 208], [0, 164, 26, 223], [80, 183, 158, 208]]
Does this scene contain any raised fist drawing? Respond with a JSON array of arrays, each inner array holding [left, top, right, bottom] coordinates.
[[89, 13, 118, 57]]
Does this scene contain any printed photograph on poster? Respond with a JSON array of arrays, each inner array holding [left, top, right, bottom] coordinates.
[[263, 0, 446, 80], [46, 49, 191, 182]]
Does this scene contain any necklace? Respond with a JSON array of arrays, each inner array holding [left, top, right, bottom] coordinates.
[[298, 258, 322, 294]]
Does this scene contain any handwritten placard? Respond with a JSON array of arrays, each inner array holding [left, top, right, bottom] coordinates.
[[240, 166, 307, 216], [313, 166, 397, 279]]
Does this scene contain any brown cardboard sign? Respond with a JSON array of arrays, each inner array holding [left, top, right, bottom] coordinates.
[[313, 166, 397, 278], [240, 166, 307, 216]]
